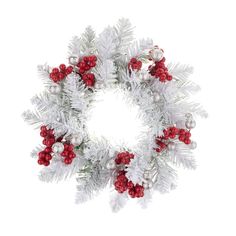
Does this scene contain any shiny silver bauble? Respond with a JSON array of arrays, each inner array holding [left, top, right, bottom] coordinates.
[[52, 142, 64, 154]]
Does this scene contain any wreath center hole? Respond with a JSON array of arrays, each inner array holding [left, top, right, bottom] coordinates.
[[86, 88, 148, 149]]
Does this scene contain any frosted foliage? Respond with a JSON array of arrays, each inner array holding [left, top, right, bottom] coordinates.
[[23, 18, 207, 211]]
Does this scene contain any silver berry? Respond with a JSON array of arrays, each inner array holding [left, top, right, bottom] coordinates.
[[106, 159, 116, 170], [153, 92, 160, 102], [143, 180, 153, 189], [71, 135, 83, 145], [185, 119, 196, 129], [168, 142, 176, 151], [185, 113, 193, 119], [52, 142, 64, 154], [49, 84, 61, 94], [150, 48, 164, 61], [69, 56, 78, 65], [138, 70, 149, 80], [95, 83, 105, 90], [190, 141, 197, 149], [143, 170, 152, 180]]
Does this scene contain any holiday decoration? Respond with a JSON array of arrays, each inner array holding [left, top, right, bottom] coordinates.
[[23, 19, 207, 211]]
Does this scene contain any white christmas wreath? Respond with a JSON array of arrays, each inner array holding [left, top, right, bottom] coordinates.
[[23, 19, 207, 211]]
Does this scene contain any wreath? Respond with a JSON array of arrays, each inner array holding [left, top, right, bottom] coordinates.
[[23, 19, 207, 211]]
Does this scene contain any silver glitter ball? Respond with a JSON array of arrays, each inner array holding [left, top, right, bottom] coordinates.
[[190, 141, 197, 149], [185, 119, 196, 129], [49, 84, 61, 94], [52, 142, 64, 154], [94, 83, 105, 90], [106, 159, 116, 170], [150, 48, 164, 61], [185, 113, 193, 119], [69, 56, 78, 65], [153, 92, 160, 102], [71, 135, 83, 145], [143, 180, 153, 189], [143, 170, 152, 180], [168, 142, 176, 151], [138, 71, 149, 80]]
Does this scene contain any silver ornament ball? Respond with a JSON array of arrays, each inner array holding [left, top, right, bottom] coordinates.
[[185, 113, 193, 119], [190, 141, 197, 150], [168, 142, 176, 151], [106, 159, 116, 170], [143, 180, 153, 189], [71, 135, 83, 145], [153, 92, 160, 102], [52, 142, 64, 154], [185, 119, 196, 129], [143, 170, 152, 180], [138, 71, 149, 80], [49, 84, 61, 94], [151, 48, 164, 61], [69, 56, 78, 65]]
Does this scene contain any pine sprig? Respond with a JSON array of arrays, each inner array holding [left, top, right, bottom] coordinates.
[[114, 18, 134, 54], [68, 36, 81, 57], [80, 26, 96, 55]]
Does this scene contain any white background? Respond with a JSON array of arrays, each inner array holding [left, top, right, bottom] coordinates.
[[0, 0, 235, 235]]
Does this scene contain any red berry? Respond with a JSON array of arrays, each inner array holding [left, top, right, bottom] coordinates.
[[44, 147, 52, 153], [40, 126, 47, 131], [64, 157, 72, 165], [85, 79, 95, 87], [128, 189, 135, 198], [52, 68, 59, 74], [185, 132, 191, 138], [68, 152, 74, 159], [169, 133, 176, 139], [45, 139, 53, 147], [45, 154, 52, 161], [184, 139, 191, 145], [179, 135, 185, 142], [59, 64, 66, 71], [38, 151, 45, 159], [91, 55, 97, 61], [43, 160, 50, 166], [47, 129, 54, 136], [67, 145, 74, 152], [130, 58, 137, 63], [61, 150, 68, 157], [166, 75, 173, 81], [79, 61, 86, 68], [66, 66, 73, 75], [37, 159, 44, 165], [83, 56, 89, 62], [40, 131, 47, 137], [127, 181, 134, 189], [58, 72, 65, 80], [179, 129, 186, 135], [159, 73, 166, 82]]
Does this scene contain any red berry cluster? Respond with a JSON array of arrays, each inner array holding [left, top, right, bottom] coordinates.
[[149, 57, 172, 82], [77, 55, 97, 87], [38, 126, 56, 166], [114, 171, 144, 198], [49, 64, 73, 82], [38, 126, 77, 166], [128, 58, 142, 71], [82, 73, 95, 87], [77, 55, 97, 74], [115, 151, 134, 165], [155, 126, 191, 153], [61, 143, 76, 165]]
